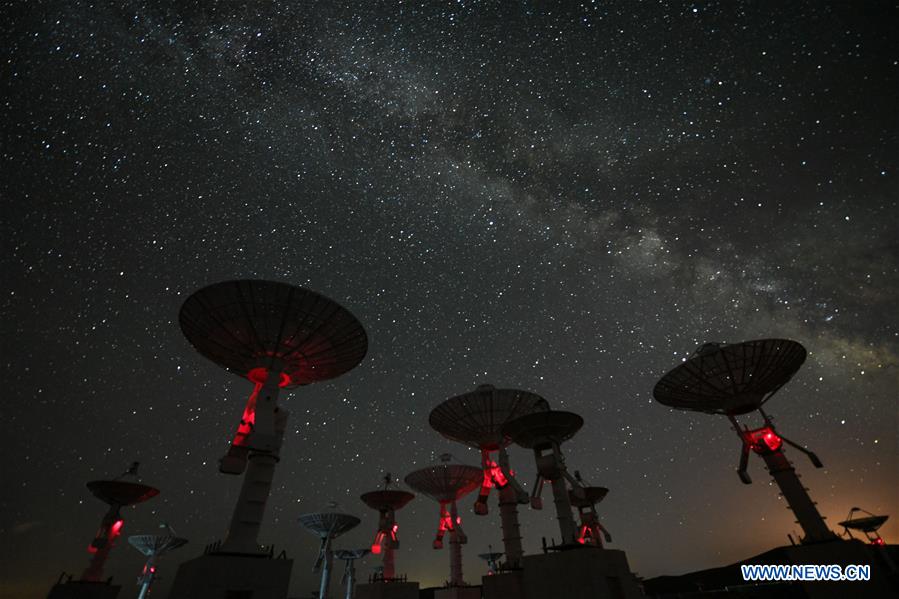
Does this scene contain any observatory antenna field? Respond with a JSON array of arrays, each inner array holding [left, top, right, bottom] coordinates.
[[44, 284, 895, 599], [7, 3, 897, 599]]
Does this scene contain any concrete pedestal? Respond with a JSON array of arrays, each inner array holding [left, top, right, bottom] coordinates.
[[354, 580, 420, 599], [168, 552, 293, 599], [520, 548, 642, 599], [434, 586, 482, 599], [46, 581, 121, 599], [482, 570, 524, 599]]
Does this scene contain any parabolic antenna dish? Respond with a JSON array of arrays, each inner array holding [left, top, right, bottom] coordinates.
[[838, 515, 889, 533], [502, 411, 583, 448], [429, 384, 549, 450], [360, 490, 415, 512], [404, 462, 482, 503], [334, 548, 371, 560], [570, 486, 609, 508], [653, 339, 807, 415], [128, 535, 188, 556], [179, 280, 368, 387], [478, 552, 504, 561], [86, 481, 160, 507], [298, 513, 361, 539]]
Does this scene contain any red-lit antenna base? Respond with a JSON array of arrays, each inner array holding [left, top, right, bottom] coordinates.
[[247, 367, 292, 387], [748, 426, 783, 454], [88, 519, 124, 554]]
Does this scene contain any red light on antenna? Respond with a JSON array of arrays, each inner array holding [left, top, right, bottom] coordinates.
[[111, 520, 124, 536], [487, 460, 509, 488], [748, 427, 783, 454], [872, 538, 885, 546], [149, 566, 156, 574], [577, 524, 590, 545], [247, 367, 291, 387]]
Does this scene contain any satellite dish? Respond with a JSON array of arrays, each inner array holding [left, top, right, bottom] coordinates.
[[299, 512, 362, 599], [80, 465, 160, 583], [128, 533, 188, 599], [178, 280, 367, 555], [360, 476, 415, 582], [503, 410, 586, 546], [179, 279, 368, 386], [653, 339, 806, 415], [405, 456, 482, 587], [653, 339, 836, 545]]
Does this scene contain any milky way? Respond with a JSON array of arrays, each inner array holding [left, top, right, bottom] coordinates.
[[3, 2, 897, 598]]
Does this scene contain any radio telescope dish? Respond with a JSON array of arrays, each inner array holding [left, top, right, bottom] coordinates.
[[838, 508, 889, 545], [569, 486, 608, 509], [360, 476, 415, 582], [652, 339, 835, 545], [429, 384, 548, 451], [178, 280, 368, 556], [502, 411, 583, 448], [128, 534, 188, 556], [840, 515, 889, 532], [334, 548, 370, 560], [404, 459, 482, 503], [300, 511, 362, 599], [653, 339, 806, 415], [429, 384, 547, 564], [87, 481, 159, 507], [405, 456, 482, 587], [128, 532, 188, 599], [299, 512, 362, 539], [360, 490, 415, 512], [80, 465, 160, 583], [179, 279, 368, 387]]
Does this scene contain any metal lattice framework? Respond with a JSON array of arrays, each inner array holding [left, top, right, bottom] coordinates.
[[502, 411, 583, 449], [179, 280, 368, 387], [404, 463, 482, 503], [128, 535, 188, 557], [429, 384, 549, 450], [298, 513, 361, 539], [360, 490, 415, 512], [653, 339, 807, 415], [87, 481, 160, 506]]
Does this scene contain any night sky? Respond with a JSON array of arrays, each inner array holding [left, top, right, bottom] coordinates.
[[3, 2, 897, 598]]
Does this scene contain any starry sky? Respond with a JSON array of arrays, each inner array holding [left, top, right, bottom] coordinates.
[[2, 2, 897, 598]]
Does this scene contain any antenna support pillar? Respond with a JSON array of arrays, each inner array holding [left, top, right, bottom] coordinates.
[[761, 451, 835, 543], [498, 485, 524, 566], [221, 380, 289, 554]]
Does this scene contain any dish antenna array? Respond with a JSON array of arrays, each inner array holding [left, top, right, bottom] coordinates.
[[299, 510, 362, 599], [360, 474, 415, 581], [654, 339, 835, 543], [179, 279, 367, 554], [127, 524, 188, 599], [405, 455, 482, 587], [82, 463, 159, 582], [429, 384, 548, 566], [503, 409, 588, 546]]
